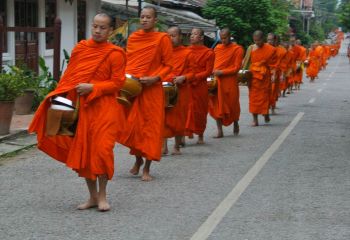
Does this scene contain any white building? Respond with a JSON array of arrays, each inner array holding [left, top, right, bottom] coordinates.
[[1, 0, 101, 73]]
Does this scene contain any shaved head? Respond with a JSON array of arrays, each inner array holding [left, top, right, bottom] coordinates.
[[142, 6, 157, 18], [253, 30, 264, 40], [220, 28, 231, 36], [219, 28, 231, 45], [168, 26, 182, 35], [192, 28, 204, 37], [94, 13, 114, 27]]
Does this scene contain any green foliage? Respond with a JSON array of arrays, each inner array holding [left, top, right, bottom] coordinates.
[[32, 56, 57, 110], [203, 0, 289, 47], [338, 1, 350, 31], [0, 70, 27, 102]]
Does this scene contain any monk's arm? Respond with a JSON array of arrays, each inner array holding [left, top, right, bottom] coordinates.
[[221, 47, 244, 75], [192, 51, 215, 85], [156, 36, 173, 81], [86, 51, 126, 102]]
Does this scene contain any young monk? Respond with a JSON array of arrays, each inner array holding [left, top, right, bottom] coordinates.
[[118, 6, 173, 181], [267, 33, 287, 115], [279, 41, 294, 97], [163, 26, 193, 155], [186, 28, 215, 144], [306, 43, 320, 82], [29, 13, 126, 211], [248, 30, 277, 126], [295, 39, 307, 90], [289, 36, 302, 93], [209, 28, 243, 138]]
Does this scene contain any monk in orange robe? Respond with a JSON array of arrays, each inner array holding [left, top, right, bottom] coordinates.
[[163, 26, 193, 155], [294, 39, 307, 90], [267, 33, 286, 115], [306, 43, 320, 81], [279, 42, 294, 97], [289, 36, 302, 93], [186, 28, 215, 144], [118, 6, 173, 181], [315, 42, 325, 71], [248, 30, 277, 126], [209, 28, 243, 138], [28, 14, 126, 211]]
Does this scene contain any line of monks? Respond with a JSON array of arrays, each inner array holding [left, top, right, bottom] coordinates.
[[28, 7, 344, 211]]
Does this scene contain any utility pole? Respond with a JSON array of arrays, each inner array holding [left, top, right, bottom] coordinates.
[[138, 0, 142, 17]]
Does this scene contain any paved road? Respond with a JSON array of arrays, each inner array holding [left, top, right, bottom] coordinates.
[[1, 42, 350, 240]]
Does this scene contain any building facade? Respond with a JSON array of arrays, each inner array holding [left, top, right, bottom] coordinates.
[[1, 0, 101, 73]]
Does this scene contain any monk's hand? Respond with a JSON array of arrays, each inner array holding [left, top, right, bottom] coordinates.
[[213, 70, 223, 76], [173, 76, 186, 85], [76, 83, 93, 95], [139, 76, 160, 86]]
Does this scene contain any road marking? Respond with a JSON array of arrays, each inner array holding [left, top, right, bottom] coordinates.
[[309, 98, 316, 104], [317, 88, 323, 93], [190, 112, 305, 240]]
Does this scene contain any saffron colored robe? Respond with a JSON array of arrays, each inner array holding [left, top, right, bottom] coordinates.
[[279, 49, 294, 91], [163, 46, 193, 138], [186, 45, 215, 135], [294, 45, 307, 84], [269, 45, 287, 108], [249, 43, 277, 115], [29, 39, 126, 180], [118, 30, 173, 161], [209, 43, 243, 126], [306, 48, 320, 78]]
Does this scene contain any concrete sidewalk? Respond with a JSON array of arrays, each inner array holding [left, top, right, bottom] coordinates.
[[0, 114, 36, 157]]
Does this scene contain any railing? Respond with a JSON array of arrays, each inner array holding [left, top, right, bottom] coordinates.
[[0, 16, 61, 81]]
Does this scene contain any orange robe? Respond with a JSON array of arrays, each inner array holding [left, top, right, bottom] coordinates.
[[118, 30, 173, 161], [306, 49, 320, 78], [186, 45, 215, 135], [290, 45, 302, 85], [269, 46, 287, 108], [29, 39, 126, 180], [209, 43, 243, 126], [279, 49, 293, 91], [163, 46, 193, 138], [294, 45, 307, 84], [249, 43, 277, 115], [315, 46, 324, 70]]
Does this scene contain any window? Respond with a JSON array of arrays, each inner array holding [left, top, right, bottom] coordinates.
[[0, 0, 7, 52], [77, 0, 86, 42], [15, 0, 38, 41], [45, 0, 56, 49]]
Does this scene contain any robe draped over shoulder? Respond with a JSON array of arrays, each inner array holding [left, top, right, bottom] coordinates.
[[186, 45, 214, 135], [248, 43, 276, 115], [209, 43, 243, 126], [29, 39, 126, 180], [118, 30, 173, 161]]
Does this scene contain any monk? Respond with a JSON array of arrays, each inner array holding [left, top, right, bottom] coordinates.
[[186, 28, 215, 144], [279, 42, 294, 97], [266, 33, 286, 115], [306, 43, 320, 81], [248, 30, 277, 126], [295, 39, 307, 90], [315, 42, 325, 71], [163, 26, 193, 155], [28, 13, 126, 211], [209, 28, 243, 138], [118, 6, 173, 181], [289, 36, 302, 93]]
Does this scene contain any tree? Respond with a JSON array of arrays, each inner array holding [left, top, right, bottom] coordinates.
[[203, 0, 289, 47], [338, 0, 350, 31]]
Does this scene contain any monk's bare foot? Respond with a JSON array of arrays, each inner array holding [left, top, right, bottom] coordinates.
[[213, 132, 223, 138], [197, 136, 204, 144], [142, 170, 153, 181], [271, 109, 276, 115], [233, 123, 239, 135], [129, 157, 144, 175], [162, 149, 168, 156], [264, 115, 271, 123], [97, 198, 110, 212], [251, 121, 259, 127], [171, 148, 182, 155], [77, 197, 98, 210]]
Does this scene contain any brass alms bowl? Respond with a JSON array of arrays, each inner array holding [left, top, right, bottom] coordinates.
[[117, 74, 142, 106], [207, 76, 217, 95], [162, 82, 178, 108], [237, 69, 252, 84]]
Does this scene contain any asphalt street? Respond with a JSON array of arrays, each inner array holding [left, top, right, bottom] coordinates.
[[1, 42, 349, 240]]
